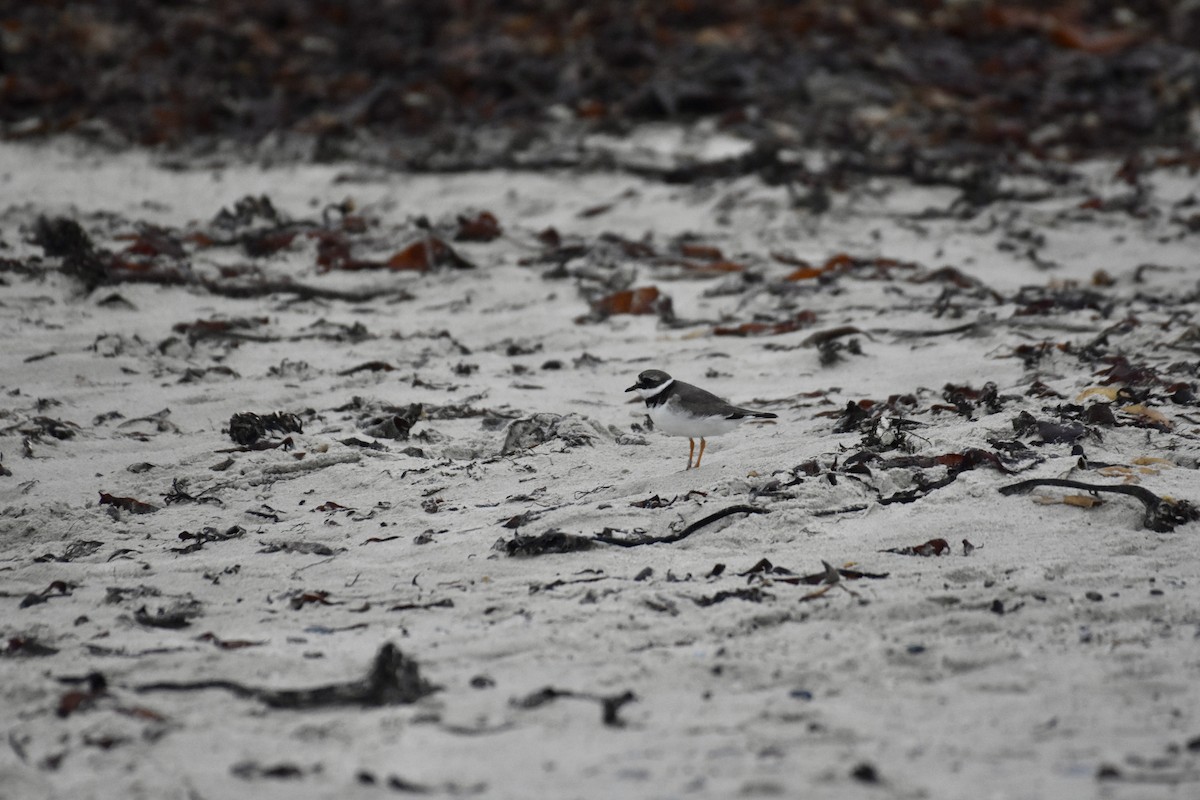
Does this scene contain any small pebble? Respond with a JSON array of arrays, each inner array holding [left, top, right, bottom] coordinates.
[[850, 763, 880, 784]]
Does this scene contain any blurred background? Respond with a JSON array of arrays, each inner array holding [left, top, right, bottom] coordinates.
[[2, 1, 1198, 170]]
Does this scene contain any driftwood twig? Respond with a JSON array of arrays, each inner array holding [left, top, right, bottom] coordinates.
[[595, 505, 769, 547], [999, 478, 1198, 533]]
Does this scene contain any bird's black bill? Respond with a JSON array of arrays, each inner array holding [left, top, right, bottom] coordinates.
[[625, 384, 638, 392]]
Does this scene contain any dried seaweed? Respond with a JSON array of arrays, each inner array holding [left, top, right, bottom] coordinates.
[[134, 599, 203, 629], [171, 526, 246, 554], [4, 636, 59, 657], [999, 479, 1199, 533], [881, 539, 952, 557], [33, 217, 109, 291], [359, 404, 423, 440], [19, 580, 74, 609], [500, 413, 606, 455], [693, 587, 771, 606], [135, 643, 437, 709], [2, 0, 1197, 209], [511, 686, 636, 727], [595, 505, 769, 547], [501, 530, 596, 557], [3, 416, 80, 442], [33, 539, 103, 563], [98, 492, 158, 515], [228, 412, 304, 446], [579, 287, 674, 324]]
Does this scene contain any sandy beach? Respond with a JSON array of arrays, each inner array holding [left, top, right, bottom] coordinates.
[[2, 135, 1199, 799]]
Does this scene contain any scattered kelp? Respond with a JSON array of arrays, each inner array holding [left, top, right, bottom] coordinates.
[[135, 643, 438, 708], [596, 505, 769, 547], [512, 686, 636, 728], [500, 413, 613, 456], [501, 530, 596, 557], [999, 479, 1199, 533], [228, 412, 304, 446], [10, 3, 1197, 181]]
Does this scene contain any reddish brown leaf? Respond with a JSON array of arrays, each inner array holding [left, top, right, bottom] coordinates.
[[783, 252, 861, 281], [99, 492, 158, 514], [770, 251, 812, 267], [58, 690, 93, 718], [387, 237, 473, 271], [575, 99, 608, 119], [57, 673, 106, 717], [1027, 380, 1065, 398], [290, 591, 337, 610], [784, 266, 828, 281], [715, 322, 767, 336], [983, 6, 1139, 55], [679, 243, 724, 260], [340, 215, 369, 234], [455, 211, 502, 242], [116, 228, 186, 259], [934, 449, 1013, 474], [682, 259, 745, 275], [591, 286, 664, 316], [244, 229, 299, 257], [983, 6, 1046, 31], [1049, 24, 1140, 55], [881, 538, 950, 557], [311, 230, 352, 270]]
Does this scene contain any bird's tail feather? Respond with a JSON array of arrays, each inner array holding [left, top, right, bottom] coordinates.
[[730, 410, 778, 419]]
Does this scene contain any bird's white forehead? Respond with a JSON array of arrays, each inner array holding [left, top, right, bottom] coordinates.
[[636, 378, 674, 399]]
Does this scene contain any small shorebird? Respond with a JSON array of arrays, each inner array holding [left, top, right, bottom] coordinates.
[[626, 369, 777, 469]]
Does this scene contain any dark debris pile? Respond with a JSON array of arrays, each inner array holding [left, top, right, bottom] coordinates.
[[3, 1, 1199, 173]]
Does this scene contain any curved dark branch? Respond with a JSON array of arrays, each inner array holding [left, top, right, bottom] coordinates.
[[595, 505, 769, 547], [999, 479, 1198, 533]]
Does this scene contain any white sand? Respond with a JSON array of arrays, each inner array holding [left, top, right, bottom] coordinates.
[[2, 138, 1199, 800]]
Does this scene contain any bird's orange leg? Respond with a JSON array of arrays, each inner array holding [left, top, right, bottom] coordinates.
[[686, 438, 695, 469], [695, 437, 707, 468]]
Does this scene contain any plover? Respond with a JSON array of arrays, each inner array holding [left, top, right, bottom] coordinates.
[[626, 369, 778, 469]]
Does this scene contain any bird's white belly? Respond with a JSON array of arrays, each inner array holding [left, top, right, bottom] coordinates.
[[649, 405, 741, 437]]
